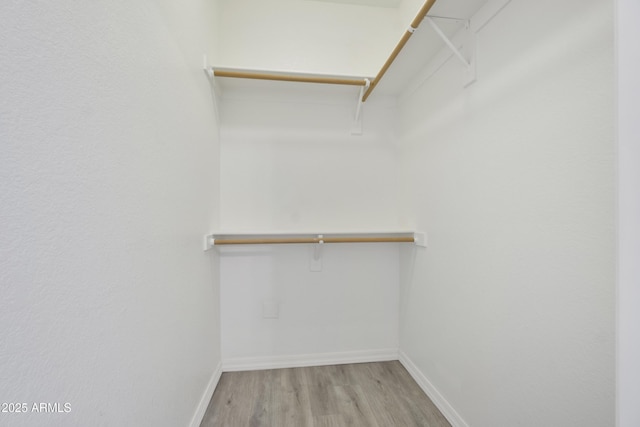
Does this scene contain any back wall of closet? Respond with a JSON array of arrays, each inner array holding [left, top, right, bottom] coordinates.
[[218, 88, 404, 367]]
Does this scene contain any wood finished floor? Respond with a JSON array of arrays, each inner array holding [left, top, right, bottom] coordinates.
[[199, 361, 452, 427]]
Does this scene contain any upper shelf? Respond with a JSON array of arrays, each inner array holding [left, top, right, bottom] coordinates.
[[208, 0, 490, 99]]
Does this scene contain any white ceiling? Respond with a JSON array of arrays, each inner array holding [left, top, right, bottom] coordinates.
[[428, 0, 488, 21], [299, 0, 402, 8]]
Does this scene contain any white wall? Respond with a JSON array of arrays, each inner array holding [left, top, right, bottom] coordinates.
[[218, 85, 402, 365], [220, 86, 399, 231], [616, 0, 640, 425], [397, 0, 615, 426], [217, 0, 401, 76], [220, 243, 400, 367], [0, 1, 221, 426]]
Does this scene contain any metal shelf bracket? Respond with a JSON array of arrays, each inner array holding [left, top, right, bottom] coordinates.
[[351, 78, 370, 135], [426, 17, 477, 87]]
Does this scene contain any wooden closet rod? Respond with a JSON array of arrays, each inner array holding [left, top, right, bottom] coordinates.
[[213, 70, 368, 86], [362, 0, 438, 102], [214, 236, 415, 245]]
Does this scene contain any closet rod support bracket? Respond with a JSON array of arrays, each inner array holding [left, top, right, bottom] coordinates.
[[414, 232, 428, 248], [202, 55, 214, 79], [204, 234, 215, 251], [309, 235, 324, 271], [425, 18, 476, 87], [352, 78, 370, 135], [426, 14, 466, 23]]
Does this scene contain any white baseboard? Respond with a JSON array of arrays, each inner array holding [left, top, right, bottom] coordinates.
[[189, 361, 223, 427], [398, 351, 469, 427], [222, 348, 398, 372]]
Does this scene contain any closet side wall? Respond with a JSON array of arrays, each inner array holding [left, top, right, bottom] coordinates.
[[396, 1, 614, 426], [617, 0, 640, 425], [0, 1, 222, 426]]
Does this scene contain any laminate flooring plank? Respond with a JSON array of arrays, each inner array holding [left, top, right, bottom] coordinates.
[[342, 362, 376, 388], [313, 414, 347, 427], [201, 371, 258, 427], [333, 385, 380, 427], [304, 364, 348, 388], [276, 367, 308, 391], [307, 383, 340, 417], [270, 368, 313, 427], [213, 370, 271, 427], [248, 369, 273, 427], [344, 362, 391, 395], [358, 375, 419, 427], [368, 361, 409, 391], [386, 361, 432, 398], [394, 390, 452, 427], [326, 363, 352, 386], [372, 362, 451, 426]]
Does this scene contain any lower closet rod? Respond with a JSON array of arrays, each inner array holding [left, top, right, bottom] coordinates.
[[213, 236, 416, 245]]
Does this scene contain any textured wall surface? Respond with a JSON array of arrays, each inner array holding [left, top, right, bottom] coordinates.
[[396, 0, 615, 426], [219, 87, 399, 232], [220, 243, 400, 364], [0, 1, 221, 426]]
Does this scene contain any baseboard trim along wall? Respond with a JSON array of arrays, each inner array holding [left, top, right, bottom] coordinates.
[[189, 362, 223, 427], [399, 351, 469, 427], [222, 348, 399, 372]]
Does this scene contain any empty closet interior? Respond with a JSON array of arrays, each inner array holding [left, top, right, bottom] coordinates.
[[206, 0, 614, 426], [1, 0, 618, 426]]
